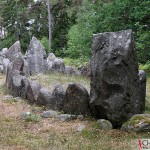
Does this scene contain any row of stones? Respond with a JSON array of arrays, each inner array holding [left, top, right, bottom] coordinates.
[[0, 37, 90, 77]]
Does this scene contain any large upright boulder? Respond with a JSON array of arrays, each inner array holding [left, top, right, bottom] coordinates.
[[138, 70, 146, 113], [6, 53, 24, 89], [90, 29, 140, 127], [26, 36, 47, 75], [5, 41, 21, 61]]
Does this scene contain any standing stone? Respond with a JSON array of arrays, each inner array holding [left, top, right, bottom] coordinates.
[[26, 81, 42, 104], [139, 70, 146, 113], [49, 84, 65, 111], [36, 88, 52, 106], [26, 36, 47, 75], [51, 58, 65, 73], [21, 76, 29, 99], [90, 29, 140, 127], [6, 62, 13, 89], [6, 53, 24, 89], [11, 72, 23, 97], [63, 83, 90, 115], [5, 41, 21, 61], [6, 70, 21, 96], [23, 59, 30, 77], [0, 65, 3, 73], [11, 52, 24, 71]]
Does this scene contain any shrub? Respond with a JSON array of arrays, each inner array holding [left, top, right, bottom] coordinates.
[[139, 61, 150, 75], [40, 37, 50, 54], [25, 114, 41, 123], [0, 36, 15, 50]]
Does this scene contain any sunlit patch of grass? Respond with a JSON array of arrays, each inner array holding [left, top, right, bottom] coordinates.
[[30, 73, 90, 92], [146, 78, 150, 113]]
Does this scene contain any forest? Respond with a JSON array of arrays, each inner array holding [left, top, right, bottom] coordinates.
[[0, 0, 150, 68]]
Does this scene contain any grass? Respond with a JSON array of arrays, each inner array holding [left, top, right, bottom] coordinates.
[[0, 74, 150, 149], [30, 72, 90, 92], [146, 78, 150, 113]]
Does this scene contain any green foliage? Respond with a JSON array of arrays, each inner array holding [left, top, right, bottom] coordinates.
[[25, 114, 41, 123], [0, 35, 16, 50], [139, 61, 150, 75], [40, 37, 50, 54], [63, 57, 88, 67], [66, 0, 150, 63], [1, 0, 33, 52], [66, 0, 101, 59], [51, 0, 77, 55]]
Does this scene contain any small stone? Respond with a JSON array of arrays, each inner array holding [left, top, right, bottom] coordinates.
[[41, 110, 60, 118], [14, 97, 22, 102], [121, 114, 150, 132], [51, 58, 65, 73], [2, 95, 14, 101], [47, 53, 56, 61], [97, 119, 113, 130], [77, 124, 86, 132], [21, 112, 31, 119], [77, 115, 84, 121], [56, 114, 77, 122], [32, 106, 44, 113]]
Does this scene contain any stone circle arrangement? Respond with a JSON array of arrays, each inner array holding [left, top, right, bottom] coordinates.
[[0, 29, 149, 132]]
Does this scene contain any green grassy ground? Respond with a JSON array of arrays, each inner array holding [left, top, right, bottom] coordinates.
[[146, 78, 150, 113], [0, 74, 149, 150], [30, 73, 90, 92]]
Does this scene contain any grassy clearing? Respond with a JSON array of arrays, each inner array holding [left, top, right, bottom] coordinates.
[[30, 73, 90, 92], [0, 74, 150, 149]]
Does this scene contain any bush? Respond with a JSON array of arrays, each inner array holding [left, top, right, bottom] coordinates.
[[63, 57, 89, 67], [0, 36, 15, 50], [139, 61, 150, 75], [25, 114, 41, 123], [40, 37, 50, 54], [66, 0, 150, 63]]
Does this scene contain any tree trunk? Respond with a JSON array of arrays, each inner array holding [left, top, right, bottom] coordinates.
[[47, 0, 51, 51]]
